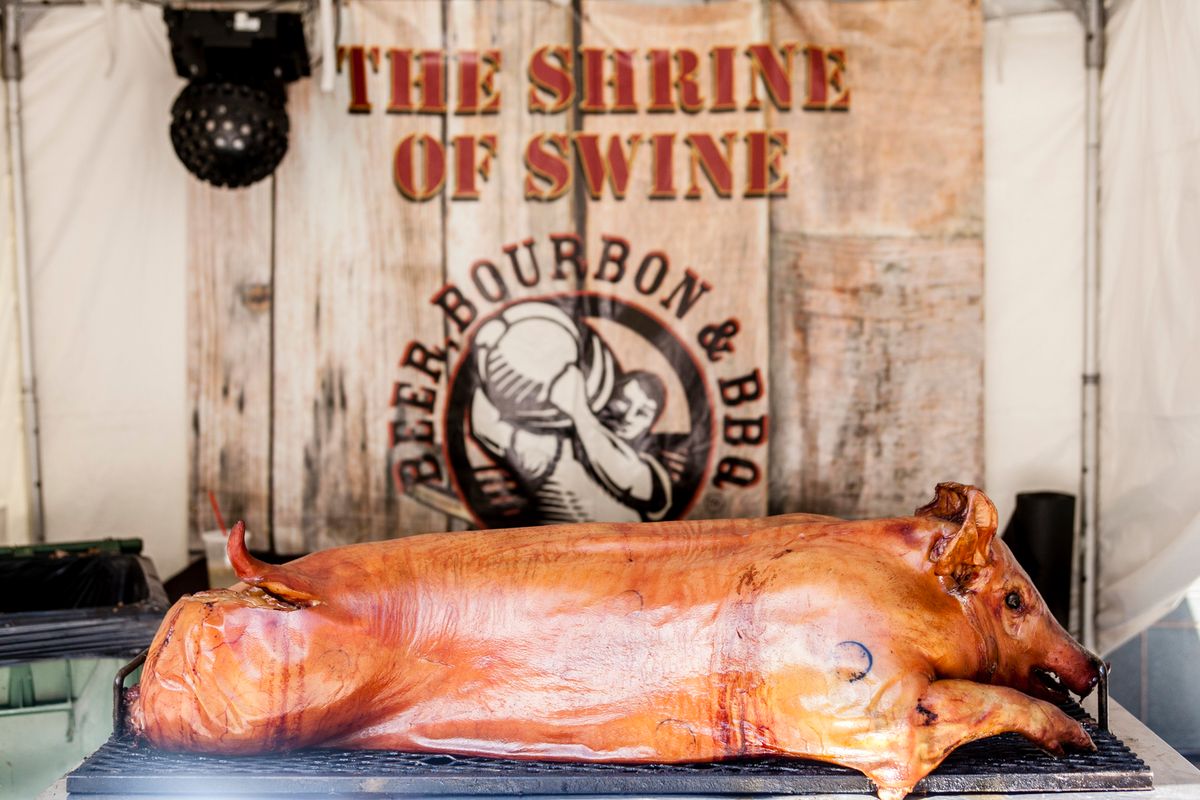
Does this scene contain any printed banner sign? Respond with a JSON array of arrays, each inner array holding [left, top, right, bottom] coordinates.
[[391, 236, 767, 528], [187, 0, 982, 553]]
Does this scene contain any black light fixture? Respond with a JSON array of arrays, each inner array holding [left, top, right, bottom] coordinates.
[[165, 9, 310, 189]]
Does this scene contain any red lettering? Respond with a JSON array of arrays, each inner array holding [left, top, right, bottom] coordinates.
[[676, 49, 703, 112], [710, 46, 736, 111], [579, 47, 606, 112], [337, 46, 378, 113], [580, 48, 636, 112], [528, 46, 574, 113], [574, 134, 642, 200], [611, 49, 637, 112], [456, 50, 501, 114], [648, 49, 673, 112], [684, 133, 737, 198], [747, 43, 797, 111], [650, 133, 676, 198], [745, 131, 789, 197], [416, 50, 446, 112], [393, 134, 446, 201], [827, 48, 850, 110], [452, 134, 495, 200], [804, 46, 827, 110], [524, 133, 571, 201], [386, 49, 412, 112]]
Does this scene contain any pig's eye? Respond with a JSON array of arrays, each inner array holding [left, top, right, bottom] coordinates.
[[1005, 591, 1024, 611]]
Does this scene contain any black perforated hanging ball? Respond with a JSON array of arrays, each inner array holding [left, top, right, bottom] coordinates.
[[170, 80, 289, 189]]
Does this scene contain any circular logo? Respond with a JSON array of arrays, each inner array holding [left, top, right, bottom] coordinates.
[[445, 294, 713, 529]]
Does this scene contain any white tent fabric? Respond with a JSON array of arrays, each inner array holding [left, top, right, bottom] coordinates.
[[18, 4, 189, 577], [1095, 0, 1200, 654], [0, 81, 30, 546], [983, 9, 1084, 534]]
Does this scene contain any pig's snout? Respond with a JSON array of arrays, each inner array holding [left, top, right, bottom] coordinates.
[[1079, 653, 1104, 695], [1044, 649, 1103, 698]]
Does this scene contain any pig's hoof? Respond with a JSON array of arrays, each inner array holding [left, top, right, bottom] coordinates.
[[1041, 716, 1095, 756], [876, 787, 912, 800]]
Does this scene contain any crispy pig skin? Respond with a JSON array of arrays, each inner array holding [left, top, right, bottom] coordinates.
[[130, 483, 1099, 800]]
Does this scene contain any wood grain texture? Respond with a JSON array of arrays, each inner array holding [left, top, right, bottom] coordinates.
[[438, 0, 576, 529], [271, 1, 447, 553], [187, 180, 273, 549], [766, 0, 984, 238], [185, 0, 986, 546], [580, 0, 771, 521], [444, 0, 574, 262], [767, 0, 984, 517], [769, 233, 983, 517]]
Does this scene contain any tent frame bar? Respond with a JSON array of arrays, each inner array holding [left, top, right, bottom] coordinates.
[[1080, 0, 1104, 651], [2, 1, 45, 543]]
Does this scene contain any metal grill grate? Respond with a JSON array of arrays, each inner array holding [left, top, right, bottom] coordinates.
[[66, 700, 1151, 797], [0, 556, 167, 666]]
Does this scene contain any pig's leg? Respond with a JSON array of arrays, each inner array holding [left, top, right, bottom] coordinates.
[[860, 679, 1095, 800], [914, 679, 1094, 755]]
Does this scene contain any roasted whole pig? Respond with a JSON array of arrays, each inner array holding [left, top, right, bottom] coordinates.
[[129, 483, 1100, 800]]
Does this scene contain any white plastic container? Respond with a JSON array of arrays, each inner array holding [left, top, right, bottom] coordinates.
[[201, 529, 243, 588]]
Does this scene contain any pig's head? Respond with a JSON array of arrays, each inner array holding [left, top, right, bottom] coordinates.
[[918, 483, 1102, 702]]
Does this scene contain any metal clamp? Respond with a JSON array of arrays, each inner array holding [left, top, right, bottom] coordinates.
[[1097, 660, 1109, 732], [112, 648, 148, 734]]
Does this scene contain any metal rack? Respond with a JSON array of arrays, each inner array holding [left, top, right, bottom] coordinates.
[[69, 657, 1150, 797]]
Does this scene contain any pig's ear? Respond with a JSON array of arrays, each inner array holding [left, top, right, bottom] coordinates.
[[918, 483, 999, 591]]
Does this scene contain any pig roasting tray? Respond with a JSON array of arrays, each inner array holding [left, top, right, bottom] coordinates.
[[65, 653, 1151, 797]]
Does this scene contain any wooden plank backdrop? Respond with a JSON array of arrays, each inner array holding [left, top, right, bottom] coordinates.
[[765, 0, 984, 517], [271, 1, 447, 552], [187, 181, 273, 548], [579, 0, 770, 521], [187, 0, 983, 554], [441, 0, 576, 529]]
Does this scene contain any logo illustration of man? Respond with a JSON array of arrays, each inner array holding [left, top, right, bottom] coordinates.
[[468, 301, 673, 524]]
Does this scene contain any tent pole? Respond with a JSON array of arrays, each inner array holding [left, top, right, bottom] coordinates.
[[3, 3, 45, 543], [1080, 0, 1104, 652]]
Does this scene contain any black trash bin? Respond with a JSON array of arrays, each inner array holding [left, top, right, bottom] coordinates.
[[1002, 491, 1076, 628]]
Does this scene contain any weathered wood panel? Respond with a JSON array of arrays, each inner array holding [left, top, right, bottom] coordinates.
[[444, 0, 574, 260], [766, 0, 984, 238], [435, 0, 576, 528], [579, 0, 771, 521], [769, 233, 983, 516], [767, 0, 984, 516], [271, 2, 447, 553], [186, 0, 986, 546], [187, 181, 273, 548]]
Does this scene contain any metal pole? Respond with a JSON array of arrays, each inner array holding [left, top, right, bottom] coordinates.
[[3, 2, 46, 542], [1080, 0, 1104, 651], [317, 0, 335, 92]]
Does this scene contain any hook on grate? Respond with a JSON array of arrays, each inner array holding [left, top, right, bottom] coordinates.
[[1097, 659, 1109, 732], [112, 648, 148, 734]]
